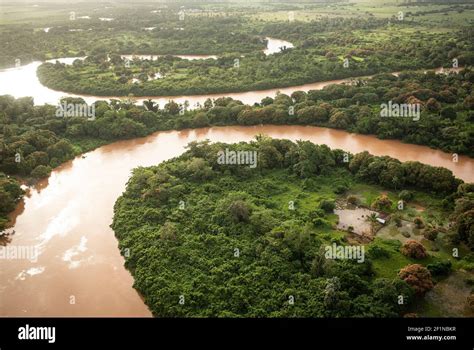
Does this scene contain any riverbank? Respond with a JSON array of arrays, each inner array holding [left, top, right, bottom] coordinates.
[[1, 61, 472, 231], [111, 138, 473, 317], [1, 124, 473, 316]]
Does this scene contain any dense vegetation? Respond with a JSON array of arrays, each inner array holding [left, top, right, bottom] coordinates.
[[37, 19, 473, 96], [0, 7, 265, 69], [0, 172, 23, 230], [200, 69, 473, 157], [112, 138, 472, 316], [1, 66, 472, 228], [1, 0, 473, 319]]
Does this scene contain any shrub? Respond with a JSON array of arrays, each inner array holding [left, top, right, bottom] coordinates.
[[398, 190, 414, 202], [334, 184, 348, 194], [312, 217, 330, 227], [401, 240, 427, 259], [398, 264, 434, 296], [309, 209, 325, 219], [427, 261, 452, 276], [426, 98, 441, 112], [456, 209, 474, 250], [371, 194, 393, 211], [414, 217, 425, 229], [392, 213, 403, 227], [159, 222, 178, 241], [228, 200, 250, 223], [423, 227, 438, 241], [320, 200, 335, 213], [440, 106, 456, 119], [368, 245, 391, 259], [347, 195, 358, 205]]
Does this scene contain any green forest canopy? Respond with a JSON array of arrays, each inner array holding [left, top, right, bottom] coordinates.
[[112, 138, 473, 316]]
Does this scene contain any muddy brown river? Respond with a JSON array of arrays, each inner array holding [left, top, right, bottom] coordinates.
[[0, 37, 471, 316], [1, 125, 473, 316]]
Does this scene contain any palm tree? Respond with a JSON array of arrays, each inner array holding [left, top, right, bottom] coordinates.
[[143, 99, 158, 112], [366, 213, 378, 235]]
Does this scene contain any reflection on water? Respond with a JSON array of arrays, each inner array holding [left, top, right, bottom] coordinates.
[[0, 125, 472, 316]]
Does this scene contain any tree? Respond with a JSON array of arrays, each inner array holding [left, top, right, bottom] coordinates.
[[228, 200, 250, 223], [185, 158, 213, 181], [320, 200, 335, 213], [143, 99, 159, 112], [426, 98, 441, 112], [398, 264, 434, 296], [260, 96, 274, 106], [164, 100, 180, 115], [366, 213, 378, 235], [0, 189, 15, 215], [159, 221, 178, 241], [192, 112, 209, 128], [401, 240, 427, 259], [456, 209, 474, 249], [371, 195, 392, 211], [328, 111, 350, 129], [31, 165, 51, 179], [440, 106, 456, 120]]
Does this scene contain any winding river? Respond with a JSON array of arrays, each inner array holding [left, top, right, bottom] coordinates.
[[0, 38, 472, 316], [0, 37, 296, 106]]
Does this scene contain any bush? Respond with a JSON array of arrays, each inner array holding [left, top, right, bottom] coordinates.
[[371, 195, 393, 211], [440, 106, 456, 119], [228, 200, 250, 223], [423, 227, 438, 241], [401, 240, 427, 259], [414, 217, 425, 229], [392, 213, 403, 227], [312, 217, 330, 227], [398, 190, 414, 202], [320, 200, 335, 213], [334, 184, 348, 194], [398, 264, 434, 296], [427, 261, 452, 276], [347, 195, 358, 205], [368, 245, 391, 259]]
